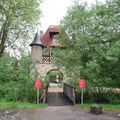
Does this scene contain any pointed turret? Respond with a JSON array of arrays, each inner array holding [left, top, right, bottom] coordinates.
[[30, 31, 44, 62], [30, 31, 43, 47]]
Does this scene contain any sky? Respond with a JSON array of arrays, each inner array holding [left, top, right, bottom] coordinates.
[[40, 0, 105, 32]]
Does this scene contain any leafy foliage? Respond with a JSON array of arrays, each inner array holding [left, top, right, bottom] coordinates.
[[0, 53, 36, 102], [0, 0, 41, 57], [53, 0, 120, 104]]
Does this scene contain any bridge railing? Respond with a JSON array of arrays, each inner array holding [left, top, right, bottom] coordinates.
[[63, 83, 76, 104], [40, 84, 49, 103]]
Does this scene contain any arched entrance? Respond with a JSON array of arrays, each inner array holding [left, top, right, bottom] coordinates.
[[45, 69, 73, 106], [46, 69, 63, 87]]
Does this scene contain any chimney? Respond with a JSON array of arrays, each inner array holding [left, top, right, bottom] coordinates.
[[40, 30, 43, 38]]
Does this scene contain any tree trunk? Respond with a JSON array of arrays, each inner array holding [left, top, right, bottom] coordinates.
[[0, 20, 10, 58], [0, 44, 5, 58]]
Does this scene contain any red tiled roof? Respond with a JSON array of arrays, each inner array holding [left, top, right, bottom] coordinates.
[[41, 25, 59, 46]]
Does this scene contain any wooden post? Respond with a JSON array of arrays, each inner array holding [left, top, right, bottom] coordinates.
[[90, 104, 102, 114]]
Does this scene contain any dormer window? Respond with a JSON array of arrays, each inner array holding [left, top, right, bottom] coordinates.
[[50, 32, 59, 46]]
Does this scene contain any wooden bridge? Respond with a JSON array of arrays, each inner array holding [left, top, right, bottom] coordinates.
[[40, 83, 77, 106]]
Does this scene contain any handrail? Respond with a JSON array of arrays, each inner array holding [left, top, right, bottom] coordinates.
[[40, 84, 49, 103], [63, 83, 76, 104]]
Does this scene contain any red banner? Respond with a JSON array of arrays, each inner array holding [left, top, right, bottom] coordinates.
[[79, 79, 86, 89], [35, 80, 42, 88]]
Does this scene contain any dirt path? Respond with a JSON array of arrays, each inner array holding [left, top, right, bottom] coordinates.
[[1, 106, 119, 120]]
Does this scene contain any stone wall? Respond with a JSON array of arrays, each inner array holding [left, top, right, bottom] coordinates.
[[30, 62, 66, 82]]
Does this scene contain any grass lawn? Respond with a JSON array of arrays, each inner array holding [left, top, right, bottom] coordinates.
[[74, 104, 120, 111], [0, 101, 48, 109]]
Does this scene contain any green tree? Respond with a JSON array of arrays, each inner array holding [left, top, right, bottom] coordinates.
[[0, 0, 41, 58], [53, 0, 120, 103], [17, 54, 36, 102], [0, 53, 36, 102]]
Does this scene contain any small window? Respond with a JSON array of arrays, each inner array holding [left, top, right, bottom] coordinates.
[[50, 32, 59, 46]]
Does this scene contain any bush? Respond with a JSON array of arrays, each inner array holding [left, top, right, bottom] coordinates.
[[0, 54, 38, 102], [86, 90, 120, 104], [105, 91, 120, 104]]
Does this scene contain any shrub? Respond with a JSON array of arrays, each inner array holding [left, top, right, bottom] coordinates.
[[105, 91, 120, 104]]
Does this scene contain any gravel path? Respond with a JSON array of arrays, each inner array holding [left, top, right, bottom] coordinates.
[[0, 109, 18, 120], [1, 106, 119, 120]]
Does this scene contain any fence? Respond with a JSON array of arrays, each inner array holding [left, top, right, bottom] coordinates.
[[63, 83, 76, 104]]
